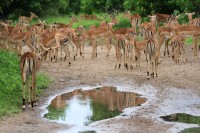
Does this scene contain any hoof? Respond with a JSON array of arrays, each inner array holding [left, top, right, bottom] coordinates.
[[34, 101, 38, 106], [22, 105, 26, 110], [119, 64, 121, 68]]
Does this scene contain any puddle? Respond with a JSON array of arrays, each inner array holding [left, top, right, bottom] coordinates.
[[79, 131, 97, 133], [179, 127, 200, 133], [160, 113, 200, 124], [44, 86, 146, 130]]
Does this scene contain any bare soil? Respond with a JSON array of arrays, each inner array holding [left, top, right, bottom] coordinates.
[[0, 45, 200, 133]]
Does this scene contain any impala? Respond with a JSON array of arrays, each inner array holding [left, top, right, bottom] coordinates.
[[145, 38, 158, 79], [170, 25, 200, 62], [76, 25, 113, 59], [185, 12, 200, 26], [123, 11, 141, 31], [155, 13, 171, 27], [19, 12, 38, 24], [171, 34, 186, 63], [20, 52, 41, 110]]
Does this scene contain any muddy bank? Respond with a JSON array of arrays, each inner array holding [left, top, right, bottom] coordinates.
[[0, 45, 199, 133]]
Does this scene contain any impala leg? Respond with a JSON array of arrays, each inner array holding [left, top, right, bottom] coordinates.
[[60, 47, 63, 61], [130, 51, 134, 69], [139, 52, 141, 67], [81, 41, 84, 58], [106, 38, 112, 58], [151, 59, 154, 78], [70, 42, 75, 60], [32, 70, 37, 107], [95, 42, 97, 58], [91, 41, 95, 59], [166, 39, 170, 57], [22, 73, 26, 110], [115, 46, 119, 68], [123, 44, 127, 68], [119, 52, 122, 68], [155, 58, 158, 77], [28, 76, 32, 108], [146, 56, 150, 80], [193, 37, 198, 63]]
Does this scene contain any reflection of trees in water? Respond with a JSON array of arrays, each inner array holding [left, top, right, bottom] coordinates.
[[180, 127, 200, 133], [89, 101, 120, 123], [44, 105, 66, 120]]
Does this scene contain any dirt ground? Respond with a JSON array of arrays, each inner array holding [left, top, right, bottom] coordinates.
[[0, 44, 200, 133]]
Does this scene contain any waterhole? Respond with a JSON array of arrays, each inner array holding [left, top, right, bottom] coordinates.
[[44, 86, 146, 127], [161, 113, 200, 124], [161, 113, 200, 133]]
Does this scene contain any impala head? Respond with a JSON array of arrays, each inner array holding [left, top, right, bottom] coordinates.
[[76, 25, 85, 32], [185, 12, 195, 16], [30, 12, 38, 18], [123, 10, 131, 18], [148, 15, 157, 25]]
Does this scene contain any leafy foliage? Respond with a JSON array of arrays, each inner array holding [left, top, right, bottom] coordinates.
[[1, 0, 200, 19]]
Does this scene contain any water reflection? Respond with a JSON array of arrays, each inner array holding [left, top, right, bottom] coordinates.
[[179, 127, 200, 133], [161, 113, 200, 124], [44, 87, 146, 126]]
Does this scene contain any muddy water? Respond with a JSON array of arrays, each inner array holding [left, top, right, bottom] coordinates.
[[44, 86, 146, 128], [161, 113, 200, 124], [179, 127, 200, 133], [161, 113, 200, 133]]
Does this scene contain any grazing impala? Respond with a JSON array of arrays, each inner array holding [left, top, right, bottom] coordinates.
[[20, 52, 41, 110], [171, 34, 186, 63]]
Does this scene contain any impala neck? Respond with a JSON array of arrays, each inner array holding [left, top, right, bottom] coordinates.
[[67, 19, 75, 28], [187, 15, 193, 23], [29, 15, 35, 22]]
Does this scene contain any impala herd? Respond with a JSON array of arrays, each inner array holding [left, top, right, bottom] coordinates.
[[0, 11, 199, 110]]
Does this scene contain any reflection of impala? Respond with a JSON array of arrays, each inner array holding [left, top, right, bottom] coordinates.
[[18, 12, 38, 24]]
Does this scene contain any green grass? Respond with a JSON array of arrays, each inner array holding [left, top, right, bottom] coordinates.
[[29, 13, 132, 30], [0, 50, 52, 118], [185, 38, 193, 45]]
